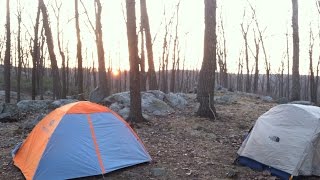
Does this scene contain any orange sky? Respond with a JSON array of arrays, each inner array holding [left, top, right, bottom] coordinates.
[[0, 0, 319, 75]]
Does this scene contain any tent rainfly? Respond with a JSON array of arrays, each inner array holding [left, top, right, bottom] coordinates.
[[237, 104, 320, 180], [12, 101, 151, 180]]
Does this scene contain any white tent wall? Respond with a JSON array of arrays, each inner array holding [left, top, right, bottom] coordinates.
[[237, 104, 320, 176]]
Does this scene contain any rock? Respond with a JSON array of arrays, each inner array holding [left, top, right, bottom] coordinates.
[[0, 113, 12, 121], [0, 103, 19, 122], [0, 90, 17, 97], [260, 96, 273, 102], [118, 107, 130, 119], [109, 102, 124, 113], [89, 86, 107, 103], [289, 101, 314, 105], [103, 92, 131, 106], [17, 100, 52, 113], [50, 99, 78, 109], [276, 97, 289, 104], [151, 167, 166, 177], [164, 93, 188, 109], [141, 93, 174, 116], [226, 169, 238, 178], [215, 95, 236, 105], [146, 90, 166, 100]]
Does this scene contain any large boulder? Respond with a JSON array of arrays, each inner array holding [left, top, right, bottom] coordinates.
[[89, 86, 107, 103], [109, 102, 124, 112], [17, 100, 53, 113], [0, 90, 17, 97], [103, 92, 131, 106], [118, 107, 130, 119], [141, 93, 174, 116], [277, 97, 289, 104], [215, 95, 236, 105], [164, 93, 187, 109], [104, 91, 174, 117], [260, 96, 273, 102], [145, 90, 166, 101], [0, 103, 19, 122]]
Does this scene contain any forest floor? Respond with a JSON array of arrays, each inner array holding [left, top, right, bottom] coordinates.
[[0, 92, 296, 180]]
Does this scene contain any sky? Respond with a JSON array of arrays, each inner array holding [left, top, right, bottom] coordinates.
[[0, 0, 319, 75]]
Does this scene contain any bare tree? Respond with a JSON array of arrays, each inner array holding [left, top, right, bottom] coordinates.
[[39, 0, 62, 99], [140, 0, 158, 90], [237, 53, 244, 92], [251, 29, 261, 93], [217, 10, 228, 88], [95, 0, 109, 96], [16, 0, 23, 102], [31, 3, 41, 100], [291, 0, 300, 101], [52, 0, 67, 99], [126, 0, 145, 122], [308, 27, 317, 103], [197, 0, 217, 119], [4, 0, 11, 103], [81, 0, 109, 98], [240, 10, 252, 93], [75, 0, 84, 99], [139, 15, 146, 91], [170, 1, 180, 93], [286, 31, 290, 99]]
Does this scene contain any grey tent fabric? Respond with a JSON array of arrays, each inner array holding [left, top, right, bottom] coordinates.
[[237, 104, 320, 176]]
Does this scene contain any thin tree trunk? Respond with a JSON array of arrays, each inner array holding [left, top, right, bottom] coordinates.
[[286, 32, 290, 99], [53, 1, 67, 99], [32, 5, 40, 100], [170, 2, 180, 93], [75, 0, 84, 99], [95, 0, 109, 97], [139, 20, 146, 91], [17, 5, 22, 102], [4, 0, 11, 103]]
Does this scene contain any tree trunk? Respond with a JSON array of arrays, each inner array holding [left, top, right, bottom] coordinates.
[[197, 0, 217, 119], [95, 0, 109, 97], [291, 0, 300, 101], [39, 0, 62, 99], [139, 20, 146, 91], [75, 0, 84, 99], [126, 0, 145, 122], [39, 31, 45, 100], [17, 5, 22, 102], [32, 5, 40, 100], [54, 1, 67, 99], [286, 32, 290, 99], [4, 0, 11, 103], [309, 29, 316, 103], [140, 0, 158, 90], [253, 34, 260, 94]]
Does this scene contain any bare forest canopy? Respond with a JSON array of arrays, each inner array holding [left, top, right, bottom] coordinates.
[[1, 0, 320, 105]]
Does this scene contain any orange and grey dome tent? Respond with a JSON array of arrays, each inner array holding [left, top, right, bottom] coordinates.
[[12, 101, 151, 180]]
